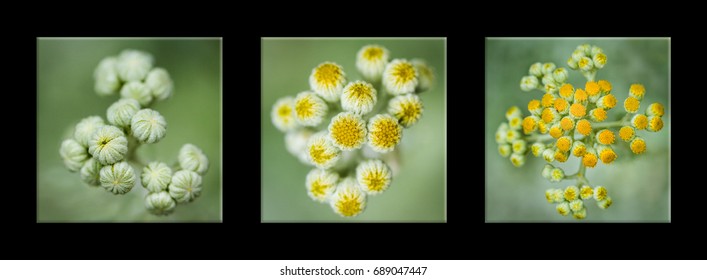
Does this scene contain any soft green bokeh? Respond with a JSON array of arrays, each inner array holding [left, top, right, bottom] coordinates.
[[486, 38, 670, 222], [38, 38, 222, 222], [262, 38, 446, 222]]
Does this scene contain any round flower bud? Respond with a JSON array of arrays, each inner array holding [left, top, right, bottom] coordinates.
[[632, 114, 648, 130], [646, 102, 665, 117], [567, 56, 578, 70], [597, 196, 613, 209], [541, 107, 560, 124], [541, 73, 556, 87], [572, 208, 587, 219], [552, 68, 568, 83], [145, 191, 177, 216], [306, 168, 339, 202], [585, 81, 600, 97], [145, 68, 173, 101], [542, 148, 555, 163], [594, 186, 608, 201], [293, 91, 328, 127], [630, 137, 646, 154], [596, 94, 617, 110], [356, 159, 392, 195], [80, 157, 103, 186], [589, 108, 608, 122], [542, 164, 554, 180], [285, 129, 315, 164], [328, 112, 367, 151], [330, 177, 366, 217], [598, 145, 617, 164], [564, 185, 579, 201], [579, 185, 594, 200], [556, 136, 572, 153], [556, 202, 570, 216], [571, 49, 585, 61], [307, 131, 342, 169], [545, 189, 555, 203], [60, 139, 88, 172], [131, 109, 167, 144], [591, 46, 603, 57], [498, 144, 511, 158], [509, 116, 522, 131], [527, 99, 542, 116], [572, 141, 586, 157], [411, 59, 433, 93], [271, 96, 298, 132], [592, 53, 607, 69], [88, 125, 128, 165], [168, 170, 203, 203], [178, 144, 209, 175], [342, 80, 377, 115], [529, 62, 543, 77], [356, 45, 390, 82], [94, 56, 120, 96], [388, 93, 423, 128], [569, 103, 586, 119], [624, 96, 641, 113], [553, 189, 564, 203], [383, 59, 418, 95], [116, 49, 154, 82], [520, 75, 539, 91], [522, 116, 540, 134], [550, 168, 564, 183], [554, 98, 569, 115], [120, 81, 153, 107], [107, 98, 140, 128], [74, 116, 105, 147], [569, 199, 584, 212], [596, 129, 615, 145], [512, 139, 527, 154], [510, 153, 525, 167], [541, 63, 556, 76], [560, 117, 574, 131], [367, 114, 403, 153], [619, 126, 635, 142], [506, 106, 522, 121], [541, 93, 556, 108], [538, 120, 548, 134], [99, 161, 136, 195], [583, 148, 598, 168], [506, 129, 520, 142], [647, 116, 664, 132], [141, 162, 173, 192], [554, 150, 569, 163], [559, 84, 574, 101], [545, 83, 557, 94], [629, 84, 645, 100], [531, 142, 546, 157], [576, 119, 592, 136], [495, 123, 509, 144], [578, 57, 593, 71], [598, 80, 612, 93], [549, 124, 563, 139]]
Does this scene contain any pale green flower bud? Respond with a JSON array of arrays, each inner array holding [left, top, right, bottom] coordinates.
[[552, 68, 568, 83], [106, 98, 140, 128], [168, 170, 203, 203], [178, 144, 209, 175], [550, 167, 564, 182], [571, 49, 585, 62], [80, 158, 103, 186], [542, 164, 554, 179], [520, 76, 539, 91], [567, 56, 578, 70], [99, 161, 135, 195], [93, 57, 120, 96], [60, 139, 88, 172], [412, 59, 434, 93], [145, 68, 173, 101], [120, 81, 153, 107], [116, 49, 154, 82], [529, 62, 543, 77], [145, 191, 177, 216], [88, 125, 128, 165], [541, 63, 556, 76], [131, 109, 167, 144], [74, 116, 105, 147], [141, 162, 173, 193]]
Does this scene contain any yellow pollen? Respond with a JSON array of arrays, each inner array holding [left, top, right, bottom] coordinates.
[[559, 84, 574, 99], [573, 144, 586, 157], [598, 80, 612, 92], [633, 114, 648, 130], [331, 117, 365, 148], [314, 63, 342, 87], [574, 89, 588, 103], [392, 62, 416, 84], [295, 98, 314, 118], [619, 126, 634, 141], [309, 144, 334, 165], [585, 81, 600, 96], [648, 103, 665, 117], [335, 194, 362, 217], [522, 117, 536, 134], [600, 149, 617, 164], [630, 84, 645, 97], [631, 139, 646, 154], [310, 180, 329, 198], [370, 118, 402, 150], [554, 98, 568, 113], [570, 103, 586, 118], [549, 126, 563, 138], [528, 99, 540, 112], [592, 108, 607, 122], [397, 101, 422, 127], [554, 150, 568, 162], [595, 187, 608, 200], [363, 172, 386, 192], [541, 108, 555, 123], [597, 130, 615, 145], [602, 94, 617, 109], [576, 119, 591, 136], [649, 117, 664, 131], [541, 93, 555, 108], [278, 105, 292, 119], [556, 137, 571, 152], [583, 152, 598, 168], [363, 47, 383, 61], [595, 53, 607, 64], [624, 96, 640, 112], [560, 117, 574, 131]]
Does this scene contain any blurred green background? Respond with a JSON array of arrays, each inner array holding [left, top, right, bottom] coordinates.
[[261, 38, 446, 222], [37, 38, 221, 222], [486, 38, 670, 222]]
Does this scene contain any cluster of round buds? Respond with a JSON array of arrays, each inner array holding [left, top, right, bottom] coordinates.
[[520, 62, 569, 94], [271, 44, 436, 218], [545, 184, 612, 219], [496, 106, 529, 167], [61, 50, 210, 217], [566, 44, 607, 81]]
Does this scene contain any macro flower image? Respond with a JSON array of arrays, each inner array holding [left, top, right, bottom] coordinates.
[[486, 38, 670, 222], [262, 38, 446, 222], [38, 38, 221, 222]]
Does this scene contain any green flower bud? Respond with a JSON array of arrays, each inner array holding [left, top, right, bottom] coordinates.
[[93, 57, 120, 96], [145, 191, 177, 216], [99, 161, 136, 195], [74, 116, 105, 147], [168, 170, 203, 203], [80, 158, 103, 186], [141, 162, 172, 193], [120, 81, 153, 107], [60, 139, 88, 172], [107, 98, 140, 128], [131, 109, 167, 144], [88, 125, 128, 165], [116, 49, 153, 82], [145, 68, 173, 101]]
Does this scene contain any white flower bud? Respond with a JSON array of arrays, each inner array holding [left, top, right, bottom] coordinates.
[[106, 98, 140, 128], [145, 191, 177, 216], [578, 57, 594, 71], [80, 158, 103, 186], [168, 170, 203, 203], [383, 59, 418, 95], [590, 46, 603, 57], [142, 162, 173, 193], [552, 68, 568, 83], [520, 76, 539, 91], [341, 81, 377, 115], [285, 129, 314, 164], [88, 125, 128, 165], [178, 144, 209, 175], [541, 63, 556, 76], [542, 164, 554, 180], [541, 73, 556, 86], [412, 59, 434, 93], [306, 168, 339, 202], [60, 139, 88, 172], [330, 177, 366, 217], [131, 109, 167, 144], [93, 57, 120, 96], [571, 49, 585, 62], [310, 61, 347, 101], [356, 45, 390, 82], [271, 96, 298, 132], [74, 116, 105, 147], [120, 81, 153, 107], [99, 161, 136, 195], [116, 49, 154, 82], [145, 68, 173, 101], [529, 62, 543, 77], [356, 159, 392, 195], [567, 57, 578, 70]]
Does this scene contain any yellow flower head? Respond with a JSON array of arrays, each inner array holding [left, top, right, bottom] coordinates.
[[564, 185, 579, 201], [306, 169, 339, 202], [541, 93, 555, 108], [512, 139, 527, 154], [554, 150, 569, 162], [556, 136, 572, 153], [528, 99, 542, 115], [330, 178, 366, 217], [309, 62, 347, 102], [328, 112, 367, 151], [580, 185, 594, 200], [578, 57, 593, 71], [541, 107, 560, 124], [522, 116, 539, 134], [356, 159, 392, 195], [619, 126, 635, 142], [560, 117, 575, 131], [629, 83, 646, 100], [598, 80, 612, 93], [550, 167, 564, 182], [624, 96, 641, 113], [538, 120, 548, 134], [583, 148, 598, 168], [585, 81, 600, 96], [506, 105, 522, 121], [589, 108, 608, 122], [506, 129, 520, 142], [632, 114, 648, 130], [593, 53, 607, 69], [596, 129, 615, 145], [569, 199, 584, 212], [647, 116, 664, 132], [307, 131, 342, 169], [554, 98, 569, 114], [597, 94, 617, 110], [553, 189, 565, 203], [367, 114, 403, 153], [574, 88, 588, 104], [594, 186, 608, 201], [531, 142, 546, 157], [342, 80, 378, 115], [356, 45, 390, 82], [388, 93, 424, 128], [383, 59, 419, 95], [569, 103, 586, 119], [559, 84, 574, 100], [549, 124, 563, 139], [646, 102, 665, 117], [598, 146, 617, 164], [572, 141, 586, 157], [630, 137, 646, 154], [271, 96, 297, 132], [576, 119, 592, 136], [294, 91, 328, 126]]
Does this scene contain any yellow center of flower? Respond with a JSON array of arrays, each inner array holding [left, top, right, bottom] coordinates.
[[576, 119, 592, 136], [633, 114, 648, 130], [630, 84, 645, 98], [370, 117, 402, 150], [578, 57, 590, 68], [583, 153, 597, 167], [594, 53, 607, 65], [277, 105, 292, 121], [549, 126, 563, 139], [649, 117, 664, 131], [570, 103, 586, 118], [573, 144, 586, 157], [557, 137, 571, 152], [554, 150, 568, 162], [335, 193, 363, 217], [602, 94, 617, 109], [554, 98, 568, 113], [630, 139, 646, 154], [570, 201, 583, 212], [522, 117, 536, 134], [559, 84, 574, 99], [295, 97, 314, 118], [314, 63, 343, 87], [506, 106, 519, 117], [309, 143, 334, 165], [528, 100, 541, 112], [363, 47, 384, 61], [648, 103, 665, 117], [541, 93, 555, 108], [362, 171, 387, 192], [595, 187, 608, 200], [598, 80, 612, 92], [585, 81, 600, 96], [396, 101, 423, 127], [580, 187, 593, 199], [597, 130, 615, 145], [574, 89, 588, 103], [624, 96, 640, 112], [600, 149, 617, 164], [310, 180, 329, 198], [560, 117, 574, 131], [347, 83, 374, 101], [541, 108, 556, 123], [557, 206, 569, 216], [592, 108, 607, 122], [391, 62, 416, 84], [619, 126, 635, 141], [330, 116, 365, 149]]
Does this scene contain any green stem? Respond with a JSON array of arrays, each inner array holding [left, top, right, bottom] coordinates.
[[592, 120, 626, 130]]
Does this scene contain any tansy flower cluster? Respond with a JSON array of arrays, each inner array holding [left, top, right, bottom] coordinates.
[[271, 44, 435, 218], [496, 43, 666, 220], [59, 49, 210, 216]]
